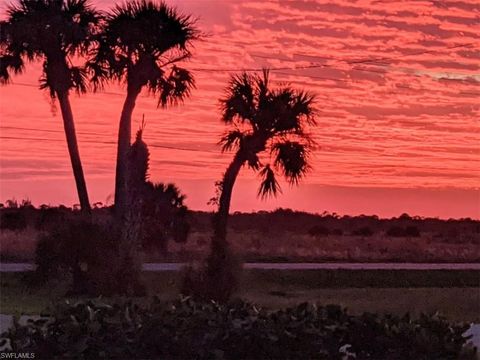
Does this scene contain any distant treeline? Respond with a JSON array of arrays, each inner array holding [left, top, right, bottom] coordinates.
[[191, 208, 480, 237], [1, 203, 478, 238]]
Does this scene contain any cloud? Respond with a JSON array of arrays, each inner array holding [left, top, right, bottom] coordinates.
[[0, 0, 479, 216]]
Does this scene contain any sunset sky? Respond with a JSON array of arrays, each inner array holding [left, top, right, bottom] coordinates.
[[0, 0, 479, 218]]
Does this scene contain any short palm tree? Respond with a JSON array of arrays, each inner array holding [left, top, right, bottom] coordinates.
[[0, 0, 100, 212], [88, 0, 198, 218], [202, 70, 316, 301]]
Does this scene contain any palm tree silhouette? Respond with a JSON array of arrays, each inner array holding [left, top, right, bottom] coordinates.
[[0, 0, 100, 213], [205, 70, 316, 300], [88, 0, 198, 218]]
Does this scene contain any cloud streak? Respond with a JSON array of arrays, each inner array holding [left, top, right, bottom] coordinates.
[[0, 0, 478, 216]]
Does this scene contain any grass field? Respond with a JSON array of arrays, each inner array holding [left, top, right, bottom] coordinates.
[[1, 270, 479, 322], [2, 227, 479, 263]]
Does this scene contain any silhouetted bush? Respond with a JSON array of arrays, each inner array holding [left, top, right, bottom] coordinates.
[[141, 183, 190, 253], [352, 226, 374, 237], [405, 225, 421, 237], [308, 225, 330, 237], [181, 243, 242, 303], [34, 207, 69, 231], [2, 298, 476, 359], [0, 210, 27, 231], [331, 228, 343, 236], [387, 226, 421, 238], [386, 226, 406, 237], [33, 219, 121, 295]]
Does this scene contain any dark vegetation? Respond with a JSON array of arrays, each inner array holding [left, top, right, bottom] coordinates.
[[1, 204, 479, 254], [1, 297, 476, 359], [1, 206, 478, 238]]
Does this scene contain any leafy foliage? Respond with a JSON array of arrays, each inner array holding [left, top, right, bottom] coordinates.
[[141, 182, 190, 252], [387, 225, 421, 238], [0, 0, 100, 95], [0, 209, 28, 231], [33, 218, 121, 295], [308, 225, 331, 237], [218, 70, 316, 196], [2, 298, 476, 359], [352, 226, 374, 237], [88, 0, 198, 105], [127, 127, 190, 253]]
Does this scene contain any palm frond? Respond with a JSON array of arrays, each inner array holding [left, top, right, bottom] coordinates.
[[0, 54, 24, 83], [257, 164, 281, 199], [106, 0, 198, 55], [220, 72, 255, 123], [266, 88, 316, 133], [157, 65, 195, 107], [1, 0, 100, 94], [218, 129, 245, 152], [272, 140, 311, 185], [70, 65, 88, 94]]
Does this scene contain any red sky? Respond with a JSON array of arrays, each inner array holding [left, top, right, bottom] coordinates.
[[0, 0, 479, 218]]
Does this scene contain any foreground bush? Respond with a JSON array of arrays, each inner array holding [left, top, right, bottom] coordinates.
[[1, 298, 476, 359], [33, 219, 121, 295]]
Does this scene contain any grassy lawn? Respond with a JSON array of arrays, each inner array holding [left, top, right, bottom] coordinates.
[[1, 270, 479, 322]]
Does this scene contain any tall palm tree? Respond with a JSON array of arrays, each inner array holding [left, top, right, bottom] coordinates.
[[88, 0, 198, 219], [203, 70, 316, 301], [214, 70, 316, 245], [0, 0, 99, 213]]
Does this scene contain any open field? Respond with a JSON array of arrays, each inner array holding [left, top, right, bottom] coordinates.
[[1, 270, 479, 322], [1, 208, 478, 263], [2, 227, 479, 263]]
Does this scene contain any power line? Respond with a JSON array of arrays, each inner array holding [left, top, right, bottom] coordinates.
[[191, 42, 477, 72], [1, 42, 476, 96], [0, 132, 219, 154], [5, 72, 479, 99]]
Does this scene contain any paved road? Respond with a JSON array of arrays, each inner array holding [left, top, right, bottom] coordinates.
[[1, 262, 480, 272]]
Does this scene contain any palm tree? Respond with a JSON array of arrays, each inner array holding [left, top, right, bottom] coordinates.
[[202, 70, 316, 301], [88, 0, 198, 219], [0, 0, 99, 213]]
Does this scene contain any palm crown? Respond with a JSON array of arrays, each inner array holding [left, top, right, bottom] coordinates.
[[89, 0, 198, 106], [219, 70, 316, 198], [0, 0, 100, 96]]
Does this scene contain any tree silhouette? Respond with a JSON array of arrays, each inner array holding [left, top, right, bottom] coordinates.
[[0, 0, 100, 212], [205, 70, 316, 301], [88, 0, 198, 219], [118, 124, 189, 294]]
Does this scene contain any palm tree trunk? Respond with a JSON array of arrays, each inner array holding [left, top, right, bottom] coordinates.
[[201, 151, 245, 301], [213, 151, 245, 245], [114, 86, 142, 219], [56, 90, 91, 213]]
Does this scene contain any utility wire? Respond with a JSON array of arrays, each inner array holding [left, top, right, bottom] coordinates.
[[190, 42, 477, 72], [1, 42, 476, 96], [0, 132, 219, 154]]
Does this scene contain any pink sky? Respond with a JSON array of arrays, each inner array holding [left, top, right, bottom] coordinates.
[[0, 0, 479, 218]]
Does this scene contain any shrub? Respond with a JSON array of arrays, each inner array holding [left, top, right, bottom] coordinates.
[[352, 226, 374, 237], [0, 210, 27, 231], [33, 219, 121, 295], [181, 243, 242, 303], [386, 226, 406, 237], [308, 225, 330, 237], [35, 207, 69, 231], [405, 225, 420, 237], [1, 298, 476, 360], [331, 228, 343, 236], [387, 226, 421, 238], [141, 183, 190, 253]]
